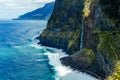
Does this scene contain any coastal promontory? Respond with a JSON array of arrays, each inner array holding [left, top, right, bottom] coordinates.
[[37, 0, 120, 79], [14, 2, 54, 20]]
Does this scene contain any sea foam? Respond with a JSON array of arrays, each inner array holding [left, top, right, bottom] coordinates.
[[32, 44, 98, 80], [44, 48, 97, 80]]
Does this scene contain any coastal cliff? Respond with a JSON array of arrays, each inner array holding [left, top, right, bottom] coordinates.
[[37, 0, 120, 79], [14, 2, 54, 20], [37, 0, 85, 54]]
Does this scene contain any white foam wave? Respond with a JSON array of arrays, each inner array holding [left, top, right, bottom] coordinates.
[[44, 49, 98, 80], [31, 44, 98, 80], [12, 43, 41, 49], [36, 59, 48, 62], [12, 45, 20, 48], [44, 52, 71, 76], [30, 43, 42, 49]]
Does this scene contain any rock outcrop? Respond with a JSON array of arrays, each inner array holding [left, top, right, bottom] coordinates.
[[61, 48, 95, 70]]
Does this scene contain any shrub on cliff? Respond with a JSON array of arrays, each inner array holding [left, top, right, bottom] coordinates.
[[106, 61, 120, 80], [97, 32, 120, 60]]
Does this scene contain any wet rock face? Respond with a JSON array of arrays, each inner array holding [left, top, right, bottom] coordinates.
[[83, 27, 99, 52], [82, 0, 100, 52]]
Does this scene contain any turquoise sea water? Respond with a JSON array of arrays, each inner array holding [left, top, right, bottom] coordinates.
[[0, 20, 97, 80], [0, 20, 56, 80]]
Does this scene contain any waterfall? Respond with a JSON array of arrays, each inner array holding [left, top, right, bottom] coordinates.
[[80, 20, 84, 50]]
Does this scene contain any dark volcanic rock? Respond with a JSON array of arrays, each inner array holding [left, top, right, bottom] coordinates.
[[39, 29, 81, 54], [70, 49, 95, 68], [60, 49, 114, 80]]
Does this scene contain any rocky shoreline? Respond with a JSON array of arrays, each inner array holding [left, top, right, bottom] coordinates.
[[60, 50, 114, 80]]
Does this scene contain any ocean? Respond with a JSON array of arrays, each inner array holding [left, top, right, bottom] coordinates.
[[0, 20, 97, 80]]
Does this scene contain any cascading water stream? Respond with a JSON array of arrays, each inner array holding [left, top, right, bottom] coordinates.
[[80, 20, 84, 50]]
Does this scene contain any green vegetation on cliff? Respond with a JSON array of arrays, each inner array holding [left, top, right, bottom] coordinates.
[[106, 61, 120, 80], [97, 32, 120, 60], [83, 0, 93, 17], [81, 48, 95, 63]]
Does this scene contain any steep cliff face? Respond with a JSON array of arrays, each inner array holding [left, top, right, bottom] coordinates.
[[60, 0, 120, 79], [38, 0, 102, 53], [38, 0, 85, 54], [38, 0, 120, 79]]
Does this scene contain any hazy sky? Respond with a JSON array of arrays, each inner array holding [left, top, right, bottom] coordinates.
[[0, 0, 55, 19]]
